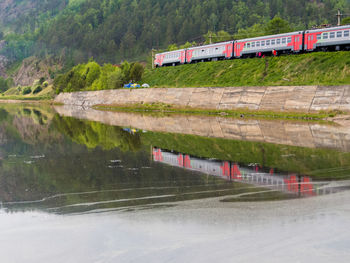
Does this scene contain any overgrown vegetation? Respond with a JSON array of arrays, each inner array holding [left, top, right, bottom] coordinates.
[[143, 51, 350, 87], [54, 60, 144, 94]]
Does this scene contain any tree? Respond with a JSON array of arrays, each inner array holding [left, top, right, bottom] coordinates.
[[0, 77, 8, 93], [264, 16, 293, 35], [341, 17, 350, 25], [168, 44, 179, 51], [130, 63, 144, 82], [234, 24, 266, 40]]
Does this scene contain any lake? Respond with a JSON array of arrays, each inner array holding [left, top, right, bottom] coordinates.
[[0, 103, 349, 262]]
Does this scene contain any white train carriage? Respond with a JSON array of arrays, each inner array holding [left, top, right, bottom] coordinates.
[[154, 49, 186, 67], [186, 41, 234, 63], [189, 157, 223, 177], [304, 25, 350, 51], [234, 31, 304, 58], [158, 151, 183, 167]]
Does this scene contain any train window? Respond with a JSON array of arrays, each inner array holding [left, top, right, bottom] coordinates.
[[271, 39, 275, 45], [256, 42, 260, 47], [323, 33, 328, 39], [277, 39, 281, 44], [317, 34, 321, 40], [330, 32, 335, 38], [252, 42, 255, 48], [282, 38, 286, 44], [247, 43, 250, 48], [337, 31, 342, 38], [287, 37, 292, 43], [266, 40, 270, 45], [344, 31, 349, 37], [261, 41, 265, 46]]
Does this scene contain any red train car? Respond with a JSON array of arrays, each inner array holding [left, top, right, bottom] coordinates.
[[186, 41, 234, 63], [304, 25, 350, 51], [154, 49, 186, 67], [234, 31, 304, 58]]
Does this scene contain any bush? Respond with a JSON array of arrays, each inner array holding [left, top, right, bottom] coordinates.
[[39, 77, 45, 84], [107, 69, 124, 89], [130, 63, 144, 82], [22, 87, 32, 95], [33, 85, 42, 94], [0, 77, 9, 93], [43, 81, 49, 87]]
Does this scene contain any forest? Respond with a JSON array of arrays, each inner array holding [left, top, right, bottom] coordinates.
[[1, 0, 350, 67]]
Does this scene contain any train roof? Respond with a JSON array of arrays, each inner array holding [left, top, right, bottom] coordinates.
[[155, 49, 186, 56], [236, 31, 303, 42], [186, 41, 234, 50], [305, 25, 350, 33]]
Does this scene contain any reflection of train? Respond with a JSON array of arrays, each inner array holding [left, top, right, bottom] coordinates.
[[154, 25, 350, 67], [153, 148, 339, 197]]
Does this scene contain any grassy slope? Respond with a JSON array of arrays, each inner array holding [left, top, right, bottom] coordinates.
[[142, 51, 350, 87]]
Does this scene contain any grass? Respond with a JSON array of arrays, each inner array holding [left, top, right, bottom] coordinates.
[[94, 102, 336, 121], [0, 86, 55, 101], [142, 51, 350, 87]]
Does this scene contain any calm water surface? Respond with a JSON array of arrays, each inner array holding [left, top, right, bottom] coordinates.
[[0, 104, 350, 262]]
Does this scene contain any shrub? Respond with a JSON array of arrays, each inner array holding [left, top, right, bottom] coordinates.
[[39, 77, 45, 84], [33, 85, 42, 94], [107, 69, 124, 89], [22, 86, 32, 95], [130, 63, 144, 82]]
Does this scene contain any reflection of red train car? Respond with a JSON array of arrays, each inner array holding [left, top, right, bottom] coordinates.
[[152, 148, 317, 197], [155, 25, 350, 67]]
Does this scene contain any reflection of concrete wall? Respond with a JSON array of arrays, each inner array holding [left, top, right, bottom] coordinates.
[[54, 105, 350, 152], [55, 86, 350, 112]]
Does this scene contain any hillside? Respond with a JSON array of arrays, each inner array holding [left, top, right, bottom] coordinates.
[[142, 51, 350, 87], [1, 0, 350, 66]]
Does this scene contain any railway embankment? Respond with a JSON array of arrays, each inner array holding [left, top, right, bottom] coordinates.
[[55, 85, 350, 114], [142, 52, 350, 88]]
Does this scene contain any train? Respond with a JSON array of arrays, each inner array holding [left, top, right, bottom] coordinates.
[[152, 147, 319, 197], [154, 25, 350, 67]]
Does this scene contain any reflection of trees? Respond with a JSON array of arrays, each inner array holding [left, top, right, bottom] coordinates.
[[53, 115, 142, 152]]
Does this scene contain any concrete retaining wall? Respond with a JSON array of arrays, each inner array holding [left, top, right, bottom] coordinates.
[[54, 86, 350, 112]]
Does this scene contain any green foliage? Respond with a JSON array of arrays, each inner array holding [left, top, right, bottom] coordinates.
[[54, 59, 144, 93], [341, 17, 350, 25], [4, 0, 349, 64], [54, 116, 142, 151], [234, 24, 267, 40], [33, 85, 43, 94], [43, 81, 49, 88], [179, 42, 196, 49], [22, 86, 32, 95], [204, 30, 232, 44], [143, 51, 350, 87], [130, 63, 145, 82], [85, 61, 101, 86], [0, 77, 9, 93], [168, 44, 179, 51], [264, 16, 293, 35]]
